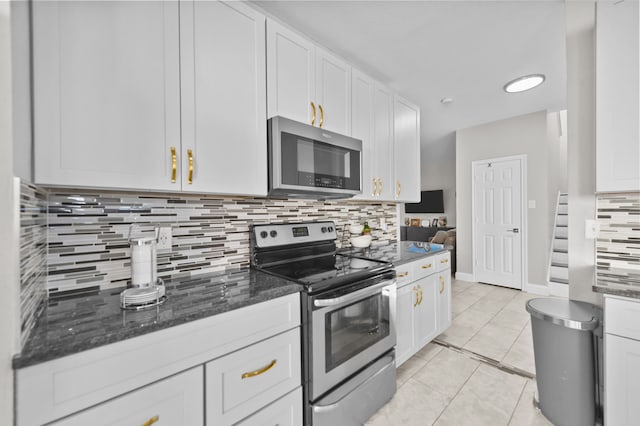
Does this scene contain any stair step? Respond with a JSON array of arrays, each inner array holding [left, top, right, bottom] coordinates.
[[551, 266, 569, 280], [553, 239, 568, 252], [551, 262, 569, 268], [558, 205, 568, 215], [559, 194, 568, 204], [555, 227, 568, 239], [550, 278, 569, 285], [552, 252, 569, 265], [556, 215, 568, 226]]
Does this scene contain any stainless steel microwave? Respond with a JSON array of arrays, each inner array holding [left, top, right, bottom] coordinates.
[[267, 116, 362, 199]]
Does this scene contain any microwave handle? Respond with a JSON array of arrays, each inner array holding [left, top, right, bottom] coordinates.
[[314, 280, 395, 308]]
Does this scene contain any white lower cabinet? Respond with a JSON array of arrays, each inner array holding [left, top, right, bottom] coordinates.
[[52, 367, 203, 426], [206, 328, 301, 426], [396, 252, 452, 367], [236, 387, 303, 426], [604, 295, 640, 425]]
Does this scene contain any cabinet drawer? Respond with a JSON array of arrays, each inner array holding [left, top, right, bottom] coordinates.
[[414, 257, 436, 280], [52, 367, 203, 426], [206, 328, 301, 426], [395, 263, 414, 287], [605, 296, 640, 340], [237, 387, 302, 426], [436, 251, 451, 272]]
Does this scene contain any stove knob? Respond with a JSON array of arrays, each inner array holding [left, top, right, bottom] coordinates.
[[321, 226, 327, 233], [270, 230, 278, 238], [328, 226, 334, 232], [260, 231, 268, 239]]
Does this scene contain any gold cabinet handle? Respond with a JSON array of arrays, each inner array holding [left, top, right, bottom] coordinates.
[[187, 149, 194, 184], [413, 286, 419, 307], [242, 359, 277, 379], [142, 416, 159, 426], [440, 259, 449, 264], [318, 104, 324, 128], [170, 147, 177, 183], [418, 286, 423, 305], [310, 102, 316, 126], [397, 180, 401, 197], [397, 271, 409, 278], [378, 178, 383, 195], [421, 264, 432, 270], [372, 178, 377, 197], [439, 276, 445, 294]]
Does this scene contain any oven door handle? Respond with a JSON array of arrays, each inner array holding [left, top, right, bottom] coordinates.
[[313, 280, 395, 307]]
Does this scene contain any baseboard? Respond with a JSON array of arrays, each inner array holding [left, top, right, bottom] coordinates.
[[455, 272, 475, 282], [525, 282, 550, 296], [548, 281, 569, 298]]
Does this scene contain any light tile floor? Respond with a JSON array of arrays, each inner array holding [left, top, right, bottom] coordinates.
[[367, 279, 552, 426]]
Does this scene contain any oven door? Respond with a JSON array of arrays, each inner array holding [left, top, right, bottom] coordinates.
[[310, 275, 396, 400]]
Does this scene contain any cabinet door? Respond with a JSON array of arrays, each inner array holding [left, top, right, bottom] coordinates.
[[414, 276, 438, 349], [315, 47, 351, 134], [351, 69, 375, 200], [394, 95, 421, 202], [396, 283, 417, 367], [51, 367, 203, 426], [605, 334, 640, 425], [373, 83, 395, 200], [33, 1, 181, 191], [596, 0, 640, 192], [267, 19, 315, 125], [237, 387, 302, 426], [436, 271, 452, 332], [180, 1, 267, 196]]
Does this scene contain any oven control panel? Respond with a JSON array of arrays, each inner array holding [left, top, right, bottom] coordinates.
[[252, 221, 337, 248]]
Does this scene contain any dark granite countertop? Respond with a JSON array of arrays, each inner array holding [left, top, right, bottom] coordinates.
[[13, 269, 301, 369], [593, 285, 640, 300], [341, 241, 452, 266]]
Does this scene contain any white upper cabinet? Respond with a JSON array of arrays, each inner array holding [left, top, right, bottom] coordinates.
[[266, 19, 315, 126], [351, 69, 375, 199], [180, 1, 267, 196], [373, 83, 395, 200], [33, 1, 181, 191], [393, 95, 421, 202], [315, 48, 351, 134], [596, 0, 640, 192], [267, 20, 351, 134]]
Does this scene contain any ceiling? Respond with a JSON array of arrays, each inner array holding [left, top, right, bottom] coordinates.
[[253, 0, 567, 149]]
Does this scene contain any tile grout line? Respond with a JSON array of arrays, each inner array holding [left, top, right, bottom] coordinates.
[[430, 357, 482, 425], [507, 378, 530, 425]]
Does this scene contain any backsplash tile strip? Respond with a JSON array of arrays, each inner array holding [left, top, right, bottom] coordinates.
[[19, 181, 48, 347], [46, 190, 398, 296], [595, 192, 640, 291]]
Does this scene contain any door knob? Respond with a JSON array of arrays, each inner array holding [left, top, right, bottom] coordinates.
[[507, 228, 519, 233]]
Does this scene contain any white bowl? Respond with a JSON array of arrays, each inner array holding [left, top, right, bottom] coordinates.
[[348, 224, 364, 235], [350, 235, 372, 248]]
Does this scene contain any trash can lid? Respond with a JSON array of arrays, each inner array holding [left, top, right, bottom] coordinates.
[[526, 298, 602, 330]]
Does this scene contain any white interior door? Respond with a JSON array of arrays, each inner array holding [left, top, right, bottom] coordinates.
[[473, 157, 524, 289]]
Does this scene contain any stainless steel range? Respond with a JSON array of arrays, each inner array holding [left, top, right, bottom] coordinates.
[[250, 221, 397, 425]]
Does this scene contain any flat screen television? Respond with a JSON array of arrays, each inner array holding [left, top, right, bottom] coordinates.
[[405, 190, 444, 213]]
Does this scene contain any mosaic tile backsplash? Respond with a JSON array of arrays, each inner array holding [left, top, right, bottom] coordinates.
[[45, 190, 398, 297], [19, 181, 48, 346], [596, 192, 640, 291]]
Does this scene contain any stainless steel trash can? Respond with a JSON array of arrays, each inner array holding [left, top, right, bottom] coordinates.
[[526, 298, 602, 426]]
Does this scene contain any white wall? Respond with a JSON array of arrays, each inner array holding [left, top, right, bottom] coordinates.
[[400, 132, 457, 228], [456, 110, 553, 288], [0, 1, 17, 424], [566, 0, 600, 305]]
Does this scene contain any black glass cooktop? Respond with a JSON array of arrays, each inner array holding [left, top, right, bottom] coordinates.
[[259, 253, 390, 292]]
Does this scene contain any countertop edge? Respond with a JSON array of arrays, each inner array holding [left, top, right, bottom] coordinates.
[[593, 285, 640, 300]]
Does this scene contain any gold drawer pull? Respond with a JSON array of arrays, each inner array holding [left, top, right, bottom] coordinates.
[[397, 271, 409, 278], [440, 259, 449, 264], [170, 147, 177, 183], [187, 149, 194, 184], [318, 104, 325, 128], [311, 102, 316, 126], [242, 359, 277, 379], [413, 286, 419, 307], [421, 264, 432, 269], [439, 276, 445, 294], [418, 286, 423, 305], [142, 415, 159, 426]]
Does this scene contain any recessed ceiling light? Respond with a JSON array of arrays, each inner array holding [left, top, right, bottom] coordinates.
[[440, 97, 454, 104], [503, 74, 546, 93]]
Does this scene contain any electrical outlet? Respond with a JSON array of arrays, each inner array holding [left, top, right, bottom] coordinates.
[[380, 218, 387, 231], [157, 226, 172, 250], [585, 220, 599, 239]]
